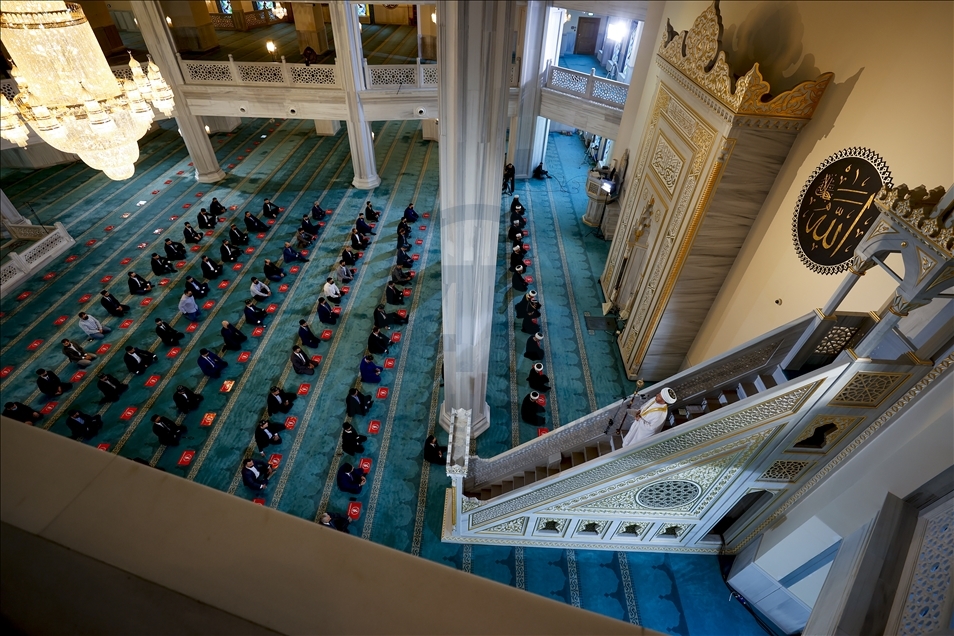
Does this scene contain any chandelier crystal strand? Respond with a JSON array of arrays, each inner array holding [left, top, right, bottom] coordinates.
[[0, 1, 175, 180]]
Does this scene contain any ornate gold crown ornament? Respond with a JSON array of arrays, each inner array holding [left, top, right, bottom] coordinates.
[[658, 1, 833, 119]]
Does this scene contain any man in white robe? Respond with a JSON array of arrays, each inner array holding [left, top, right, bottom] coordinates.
[[622, 388, 677, 447]]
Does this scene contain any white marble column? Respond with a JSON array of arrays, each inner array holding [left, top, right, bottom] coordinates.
[[510, 1, 550, 179], [201, 116, 241, 134], [328, 1, 381, 189], [0, 190, 28, 225], [314, 119, 341, 136], [131, 1, 226, 183], [438, 0, 516, 437]]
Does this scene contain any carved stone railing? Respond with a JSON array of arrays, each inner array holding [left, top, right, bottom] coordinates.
[[209, 11, 242, 30], [465, 314, 814, 491], [208, 8, 290, 31], [178, 55, 339, 88], [364, 62, 439, 89], [545, 62, 629, 109], [3, 222, 56, 240], [0, 222, 74, 298]]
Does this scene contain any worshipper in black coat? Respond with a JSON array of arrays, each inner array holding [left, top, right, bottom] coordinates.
[[367, 326, 390, 355], [66, 410, 103, 439], [201, 255, 223, 279], [124, 345, 157, 374], [510, 209, 526, 229], [350, 228, 369, 250], [507, 221, 525, 242], [229, 224, 249, 246], [532, 163, 550, 179], [515, 290, 536, 318], [355, 214, 375, 235], [263, 258, 286, 282], [512, 233, 527, 252], [298, 320, 322, 348], [36, 368, 71, 397], [221, 320, 247, 350], [283, 242, 308, 263], [198, 348, 228, 378], [155, 318, 184, 346], [503, 162, 515, 194], [244, 299, 267, 325], [521, 392, 546, 426], [99, 289, 130, 317], [164, 238, 186, 260], [522, 300, 542, 335], [301, 215, 319, 236], [423, 435, 448, 464], [184, 276, 209, 299], [61, 339, 96, 367], [510, 195, 525, 214], [220, 240, 241, 263], [385, 281, 405, 305], [364, 200, 379, 222], [290, 345, 315, 375], [397, 218, 413, 238], [197, 208, 216, 229], [403, 202, 419, 222], [173, 385, 204, 413], [396, 246, 414, 268], [509, 246, 526, 272], [242, 457, 274, 491], [341, 246, 358, 266], [151, 253, 176, 275], [317, 297, 338, 325], [97, 372, 128, 402], [209, 197, 226, 216], [345, 388, 373, 417], [341, 421, 367, 455], [527, 362, 551, 392], [374, 304, 407, 328], [310, 200, 326, 220], [337, 463, 366, 494], [244, 211, 268, 232], [266, 386, 297, 415], [262, 198, 280, 218], [390, 263, 412, 285], [512, 264, 529, 292], [127, 271, 153, 295], [318, 511, 351, 533], [254, 420, 283, 454], [183, 222, 202, 244], [151, 414, 186, 446], [3, 402, 42, 425], [396, 227, 411, 251], [524, 331, 545, 361]]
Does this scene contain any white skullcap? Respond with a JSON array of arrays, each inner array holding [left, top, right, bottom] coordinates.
[[530, 391, 539, 399], [661, 388, 676, 404], [515, 264, 524, 271], [514, 195, 519, 199], [533, 332, 543, 340], [533, 363, 543, 372], [528, 290, 537, 297], [513, 246, 521, 252]]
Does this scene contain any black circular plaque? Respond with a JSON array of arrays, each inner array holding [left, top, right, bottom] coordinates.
[[792, 148, 892, 275]]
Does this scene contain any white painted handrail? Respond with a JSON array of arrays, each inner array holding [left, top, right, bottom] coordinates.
[[0, 222, 75, 298], [545, 61, 629, 109]]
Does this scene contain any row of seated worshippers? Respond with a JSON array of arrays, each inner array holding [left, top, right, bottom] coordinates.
[[506, 195, 533, 294]]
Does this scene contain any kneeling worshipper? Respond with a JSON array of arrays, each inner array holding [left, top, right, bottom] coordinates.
[[164, 238, 186, 260], [97, 373, 128, 402], [283, 242, 309, 263], [423, 435, 448, 464], [124, 345, 157, 375], [255, 419, 283, 455], [3, 401, 43, 425], [298, 319, 322, 348], [515, 290, 536, 318], [356, 213, 375, 235], [390, 263, 413, 285], [367, 326, 390, 355], [155, 318, 184, 346], [622, 389, 677, 447], [209, 197, 226, 216], [151, 414, 186, 446], [317, 297, 338, 325], [509, 246, 525, 270], [66, 410, 103, 440], [524, 331, 545, 361], [100, 289, 131, 317], [364, 200, 379, 222], [77, 311, 111, 340], [151, 252, 176, 275], [178, 290, 201, 322], [527, 362, 551, 392], [198, 348, 228, 378], [61, 338, 97, 368], [250, 278, 271, 302], [291, 345, 316, 375], [323, 278, 342, 305], [374, 303, 407, 328], [244, 211, 269, 232], [242, 457, 275, 491], [229, 223, 249, 246], [385, 281, 405, 306], [318, 511, 351, 533], [521, 391, 546, 426], [341, 421, 367, 455], [336, 462, 366, 495], [244, 298, 267, 325], [183, 222, 202, 244], [336, 260, 354, 284], [522, 299, 542, 335], [397, 245, 414, 268], [185, 276, 209, 299], [359, 354, 383, 383], [221, 240, 241, 263], [264, 258, 286, 282], [127, 271, 153, 295], [345, 387, 373, 417], [350, 228, 370, 250], [512, 264, 528, 292], [266, 385, 297, 415], [197, 208, 216, 229], [221, 320, 248, 350], [201, 255, 223, 279], [262, 198, 280, 218], [403, 202, 419, 222], [311, 200, 326, 220], [301, 215, 320, 236], [341, 246, 358, 266], [173, 385, 204, 413]]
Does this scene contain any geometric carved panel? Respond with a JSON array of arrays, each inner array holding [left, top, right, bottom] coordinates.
[[829, 372, 910, 408], [636, 480, 702, 509], [615, 521, 650, 539], [759, 460, 810, 482], [477, 517, 528, 535], [791, 414, 864, 452], [650, 135, 683, 194], [814, 325, 859, 355]]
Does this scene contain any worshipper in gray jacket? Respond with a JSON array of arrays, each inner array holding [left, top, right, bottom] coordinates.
[[77, 311, 111, 340]]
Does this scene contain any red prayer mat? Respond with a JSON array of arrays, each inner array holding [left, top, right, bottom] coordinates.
[[201, 412, 216, 426], [177, 450, 195, 466]]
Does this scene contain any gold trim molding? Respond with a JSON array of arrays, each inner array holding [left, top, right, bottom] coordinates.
[[658, 1, 833, 120]]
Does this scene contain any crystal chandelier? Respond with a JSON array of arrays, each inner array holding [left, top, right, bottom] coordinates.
[[0, 1, 175, 180]]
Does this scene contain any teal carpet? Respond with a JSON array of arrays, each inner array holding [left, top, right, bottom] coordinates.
[[558, 53, 606, 76], [0, 119, 764, 635]]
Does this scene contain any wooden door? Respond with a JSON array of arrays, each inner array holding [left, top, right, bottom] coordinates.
[[574, 17, 600, 55]]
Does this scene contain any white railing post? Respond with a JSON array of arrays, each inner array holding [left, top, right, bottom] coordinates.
[[280, 56, 292, 85], [586, 69, 596, 100], [362, 58, 371, 89], [228, 54, 240, 83]]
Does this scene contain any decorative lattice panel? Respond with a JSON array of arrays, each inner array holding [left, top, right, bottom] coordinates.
[[237, 63, 284, 84], [814, 325, 859, 355], [22, 232, 67, 265], [592, 78, 628, 106], [655, 523, 692, 539], [636, 480, 702, 509], [1, 263, 23, 287], [549, 68, 588, 95], [477, 517, 528, 535], [421, 65, 439, 86], [575, 519, 609, 536], [290, 65, 337, 86], [615, 521, 648, 538], [829, 372, 910, 408], [244, 10, 268, 28], [759, 460, 809, 482], [0, 80, 18, 101], [898, 509, 953, 635], [534, 517, 568, 535], [184, 62, 234, 83], [368, 66, 417, 87], [210, 13, 238, 29]]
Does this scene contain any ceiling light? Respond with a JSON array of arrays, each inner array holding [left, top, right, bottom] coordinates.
[[606, 21, 625, 42], [272, 2, 286, 19]]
